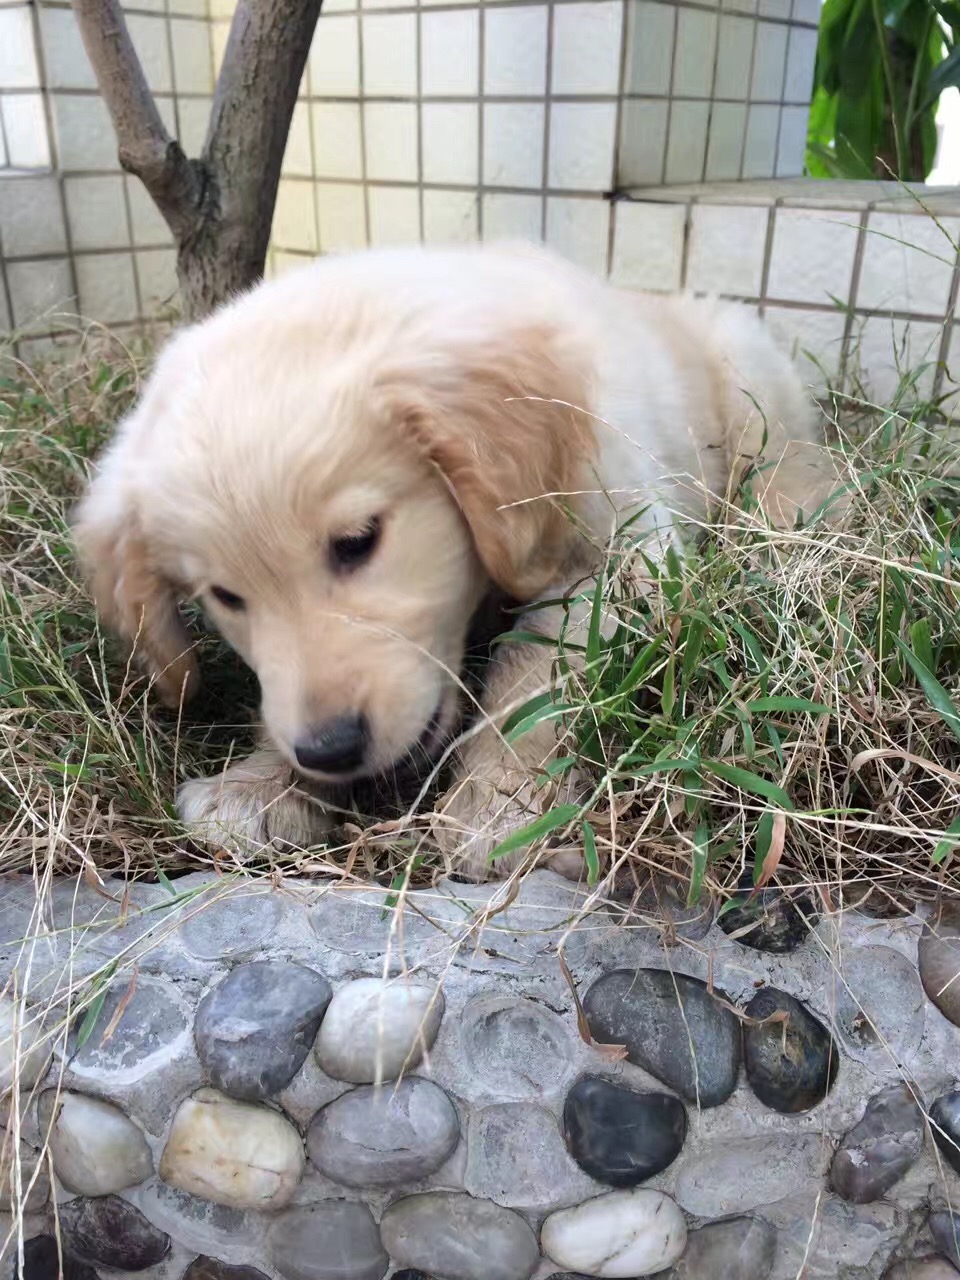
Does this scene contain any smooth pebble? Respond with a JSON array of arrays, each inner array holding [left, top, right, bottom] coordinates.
[[269, 1201, 389, 1280], [183, 1260, 271, 1280], [919, 907, 960, 1027], [17, 1235, 99, 1280], [0, 997, 48, 1094], [59, 1194, 171, 1270], [743, 988, 837, 1113], [541, 1187, 687, 1278], [39, 1089, 153, 1195], [666, 1216, 776, 1279], [929, 1090, 960, 1174], [563, 1076, 686, 1186], [718, 888, 817, 952], [315, 978, 444, 1083], [883, 1262, 960, 1279], [380, 1191, 539, 1280], [929, 1208, 960, 1268], [830, 1084, 924, 1203]]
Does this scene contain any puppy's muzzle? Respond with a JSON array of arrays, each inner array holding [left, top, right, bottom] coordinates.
[[294, 713, 368, 776]]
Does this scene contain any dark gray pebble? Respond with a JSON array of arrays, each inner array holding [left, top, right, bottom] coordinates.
[[563, 1076, 686, 1185], [183, 1258, 271, 1280], [59, 1195, 171, 1270], [831, 1084, 924, 1202], [930, 1209, 960, 1268], [930, 1090, 960, 1174], [743, 988, 837, 1113], [884, 1261, 960, 1279], [195, 960, 332, 1101], [920, 908, 960, 1027], [16, 1237, 98, 1280], [583, 968, 741, 1108], [667, 1216, 777, 1279], [719, 888, 817, 952]]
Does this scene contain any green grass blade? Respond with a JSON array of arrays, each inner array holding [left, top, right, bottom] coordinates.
[[934, 815, 960, 864], [582, 820, 600, 886], [687, 821, 710, 905], [703, 761, 794, 811], [895, 637, 960, 744], [746, 696, 833, 714], [488, 802, 581, 862]]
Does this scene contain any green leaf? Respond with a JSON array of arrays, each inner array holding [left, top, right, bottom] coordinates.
[[909, 617, 935, 674], [925, 41, 960, 103], [934, 814, 960, 864], [753, 809, 775, 884], [74, 960, 119, 1052], [582, 821, 600, 886], [681, 617, 706, 686], [152, 860, 176, 897], [745, 696, 833, 714], [687, 822, 710, 906], [614, 635, 666, 697], [895, 637, 960, 744], [661, 653, 676, 718], [488, 803, 581, 862], [702, 761, 794, 811]]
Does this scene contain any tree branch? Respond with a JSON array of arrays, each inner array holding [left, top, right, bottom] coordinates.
[[71, 0, 203, 241]]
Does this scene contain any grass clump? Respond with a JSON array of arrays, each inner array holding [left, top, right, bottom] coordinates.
[[2, 336, 960, 914]]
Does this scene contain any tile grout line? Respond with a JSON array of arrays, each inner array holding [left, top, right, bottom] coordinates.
[[416, 2, 424, 242], [605, 0, 630, 277], [659, 3, 680, 185], [541, 0, 556, 241], [356, 3, 372, 247], [477, 0, 486, 239]]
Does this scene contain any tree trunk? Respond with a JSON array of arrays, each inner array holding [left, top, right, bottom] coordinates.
[[72, 0, 323, 321]]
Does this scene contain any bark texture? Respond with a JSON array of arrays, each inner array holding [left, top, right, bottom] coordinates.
[[72, 0, 323, 319]]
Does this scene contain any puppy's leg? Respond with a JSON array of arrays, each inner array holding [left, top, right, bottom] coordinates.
[[437, 601, 585, 882], [177, 742, 332, 855]]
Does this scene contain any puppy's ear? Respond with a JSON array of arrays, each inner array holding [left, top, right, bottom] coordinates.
[[73, 436, 199, 709], [385, 323, 596, 600]]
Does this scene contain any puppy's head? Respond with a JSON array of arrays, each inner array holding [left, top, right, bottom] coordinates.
[[74, 249, 595, 783]]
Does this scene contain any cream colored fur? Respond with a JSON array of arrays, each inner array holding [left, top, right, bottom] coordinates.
[[74, 241, 839, 880]]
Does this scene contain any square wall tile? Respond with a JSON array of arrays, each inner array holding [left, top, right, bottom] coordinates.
[[767, 207, 860, 304], [618, 98, 668, 185], [548, 102, 617, 191], [282, 102, 314, 178], [0, 122, 7, 168], [551, 1, 623, 95], [368, 185, 420, 246], [362, 14, 416, 97], [750, 22, 787, 100], [484, 6, 547, 97], [0, 7, 39, 89], [76, 252, 139, 324], [723, 0, 758, 14], [761, 0, 791, 14], [312, 103, 363, 179], [39, 7, 95, 90], [2, 93, 51, 167], [546, 196, 610, 275], [422, 10, 479, 97], [65, 176, 130, 251], [611, 200, 685, 291], [742, 103, 779, 177], [687, 203, 767, 296], [317, 182, 367, 251], [776, 104, 808, 176], [51, 93, 117, 170], [126, 15, 173, 94], [271, 251, 312, 278], [483, 192, 542, 241], [705, 102, 746, 179], [127, 176, 172, 246], [852, 316, 942, 402], [309, 15, 360, 97], [7, 257, 74, 328], [210, 0, 237, 16], [168, 0, 207, 14], [857, 212, 959, 315], [673, 9, 718, 98], [765, 304, 847, 395], [0, 175, 66, 257], [171, 17, 213, 94], [273, 179, 318, 253], [178, 98, 213, 157], [715, 15, 754, 100], [422, 103, 479, 184], [784, 26, 817, 103], [424, 188, 479, 243], [665, 100, 709, 183], [135, 247, 178, 314], [363, 103, 418, 182], [793, 0, 822, 22], [625, 1, 674, 96], [483, 102, 545, 188]]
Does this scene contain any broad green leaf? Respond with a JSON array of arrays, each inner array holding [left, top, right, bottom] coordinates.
[[687, 822, 710, 906], [746, 696, 833, 714], [703, 761, 794, 811], [582, 821, 600, 886], [488, 803, 581, 862], [934, 814, 960, 864], [895, 637, 960, 743]]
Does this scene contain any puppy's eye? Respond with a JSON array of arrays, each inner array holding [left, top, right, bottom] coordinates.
[[331, 517, 381, 571], [209, 585, 246, 611]]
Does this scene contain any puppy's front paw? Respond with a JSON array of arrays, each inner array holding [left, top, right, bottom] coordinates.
[[177, 766, 329, 856], [435, 766, 585, 882]]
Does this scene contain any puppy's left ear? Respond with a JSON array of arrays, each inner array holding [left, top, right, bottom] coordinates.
[[385, 323, 597, 600]]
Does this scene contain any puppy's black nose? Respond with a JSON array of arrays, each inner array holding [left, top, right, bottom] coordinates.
[[294, 714, 368, 775]]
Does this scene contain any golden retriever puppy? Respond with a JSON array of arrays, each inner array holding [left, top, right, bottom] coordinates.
[[73, 242, 838, 880]]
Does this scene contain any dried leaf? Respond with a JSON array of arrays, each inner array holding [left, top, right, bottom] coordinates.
[[558, 952, 628, 1062], [754, 809, 786, 891], [99, 965, 138, 1046]]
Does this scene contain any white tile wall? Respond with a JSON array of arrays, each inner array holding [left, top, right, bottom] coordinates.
[[715, 16, 755, 100], [38, 7, 96, 91], [126, 176, 171, 247], [421, 10, 479, 97], [135, 247, 178, 313], [0, 7, 40, 89], [2, 93, 51, 168], [273, 179, 318, 253], [316, 182, 367, 252], [483, 192, 542, 241], [64, 175, 131, 252], [51, 94, 116, 171], [687, 203, 768, 295], [673, 9, 719, 98], [750, 22, 787, 100], [0, 175, 66, 257], [665, 101, 710, 183], [310, 16, 360, 97], [368, 184, 420, 246], [125, 14, 174, 95], [283, 103, 315, 179], [170, 17, 213, 94], [484, 6, 548, 96], [7, 257, 74, 328], [363, 14, 417, 98], [423, 188, 479, 242], [706, 103, 747, 180], [422, 103, 479, 185], [548, 102, 617, 191], [177, 98, 212, 157], [483, 103, 545, 188], [853, 316, 943, 402], [546, 197, 610, 274], [784, 25, 817, 102], [742, 103, 779, 178], [767, 207, 860, 304], [363, 103, 418, 183], [625, 1, 675, 96], [857, 213, 959, 315], [551, 2, 623, 96], [76, 251, 139, 324], [619, 99, 668, 185], [765, 305, 848, 395], [312, 104, 364, 180], [776, 104, 808, 176], [611, 201, 685, 290]]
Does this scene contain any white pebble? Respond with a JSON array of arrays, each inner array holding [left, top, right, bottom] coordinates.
[[314, 978, 444, 1083], [159, 1088, 304, 1210], [40, 1091, 153, 1195], [0, 997, 48, 1094], [541, 1188, 687, 1277]]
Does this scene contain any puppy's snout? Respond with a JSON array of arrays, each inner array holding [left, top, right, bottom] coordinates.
[[294, 713, 368, 775]]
